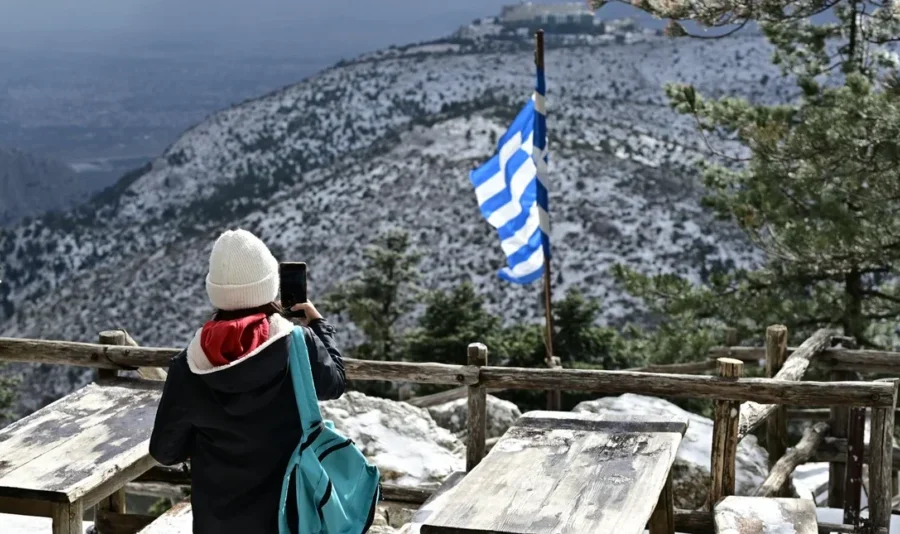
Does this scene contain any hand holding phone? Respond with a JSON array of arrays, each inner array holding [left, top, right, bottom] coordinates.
[[279, 262, 307, 317], [287, 302, 323, 326]]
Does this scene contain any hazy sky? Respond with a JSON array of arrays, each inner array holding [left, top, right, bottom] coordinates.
[[0, 0, 640, 59]]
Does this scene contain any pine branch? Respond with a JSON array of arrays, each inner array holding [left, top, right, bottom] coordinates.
[[861, 290, 900, 305]]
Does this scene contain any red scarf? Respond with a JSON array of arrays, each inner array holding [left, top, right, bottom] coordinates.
[[200, 313, 270, 367]]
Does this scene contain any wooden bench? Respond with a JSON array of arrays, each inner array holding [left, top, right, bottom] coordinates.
[[420, 410, 688, 534], [0, 379, 162, 534], [713, 496, 817, 534]]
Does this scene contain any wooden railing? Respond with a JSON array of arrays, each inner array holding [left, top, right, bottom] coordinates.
[[0, 325, 898, 534]]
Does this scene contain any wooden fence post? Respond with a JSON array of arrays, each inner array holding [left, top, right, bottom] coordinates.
[[97, 331, 126, 381], [466, 343, 488, 472], [709, 357, 743, 509], [724, 328, 738, 351], [868, 378, 898, 533], [842, 407, 865, 526], [828, 337, 856, 508], [98, 329, 167, 381], [546, 355, 562, 411], [96, 331, 128, 530], [764, 325, 789, 497]]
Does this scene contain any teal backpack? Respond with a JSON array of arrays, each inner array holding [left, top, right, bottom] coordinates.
[[278, 327, 382, 534]]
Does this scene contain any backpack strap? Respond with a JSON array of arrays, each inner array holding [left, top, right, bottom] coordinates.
[[288, 326, 324, 433]]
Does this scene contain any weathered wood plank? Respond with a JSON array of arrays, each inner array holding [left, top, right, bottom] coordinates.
[[868, 378, 899, 533], [50, 500, 83, 534], [0, 495, 52, 517], [710, 358, 742, 508], [736, 329, 832, 439], [764, 325, 790, 497], [403, 471, 466, 533], [0, 337, 481, 385], [95, 510, 156, 534], [0, 337, 896, 406], [100, 329, 168, 381], [754, 422, 828, 498], [710, 345, 900, 374], [82, 453, 159, 509], [626, 360, 717, 374], [466, 343, 488, 472], [0, 380, 161, 503], [828, 332, 857, 511], [789, 407, 900, 420], [137, 500, 192, 534], [344, 359, 480, 385], [813, 437, 900, 467], [97, 331, 123, 381], [713, 496, 817, 534], [843, 408, 865, 526], [421, 411, 685, 534], [478, 367, 892, 408], [0, 337, 179, 368], [648, 470, 675, 534], [831, 334, 857, 511]]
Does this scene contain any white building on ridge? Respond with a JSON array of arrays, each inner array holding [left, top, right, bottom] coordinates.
[[499, 2, 596, 28]]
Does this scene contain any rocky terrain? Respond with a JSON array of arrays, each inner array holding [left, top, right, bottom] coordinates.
[[0, 19, 792, 416]]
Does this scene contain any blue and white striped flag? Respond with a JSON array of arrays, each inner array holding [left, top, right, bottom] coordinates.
[[470, 65, 549, 285]]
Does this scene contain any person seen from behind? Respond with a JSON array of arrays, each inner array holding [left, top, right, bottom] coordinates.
[[149, 229, 346, 534]]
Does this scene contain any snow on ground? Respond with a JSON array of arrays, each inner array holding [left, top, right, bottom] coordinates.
[[0, 515, 92, 534]]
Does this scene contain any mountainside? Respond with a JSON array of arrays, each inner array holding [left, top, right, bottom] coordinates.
[[0, 147, 83, 226], [0, 24, 788, 415]]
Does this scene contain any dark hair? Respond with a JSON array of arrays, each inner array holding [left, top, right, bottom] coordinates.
[[212, 301, 283, 321]]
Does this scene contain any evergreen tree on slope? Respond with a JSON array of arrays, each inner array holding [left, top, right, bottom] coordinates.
[[325, 229, 421, 396], [595, 0, 900, 350], [327, 229, 421, 361]]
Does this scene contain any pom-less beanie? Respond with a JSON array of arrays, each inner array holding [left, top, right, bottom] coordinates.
[[205, 229, 279, 311]]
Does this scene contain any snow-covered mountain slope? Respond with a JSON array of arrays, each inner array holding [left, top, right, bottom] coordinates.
[[0, 28, 784, 363]]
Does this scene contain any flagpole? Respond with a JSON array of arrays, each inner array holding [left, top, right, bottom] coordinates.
[[535, 29, 561, 411]]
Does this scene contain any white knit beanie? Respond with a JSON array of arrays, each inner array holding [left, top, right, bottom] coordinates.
[[205, 229, 279, 311]]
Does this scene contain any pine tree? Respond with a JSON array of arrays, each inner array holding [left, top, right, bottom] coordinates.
[[403, 281, 501, 396], [404, 281, 501, 366], [491, 288, 642, 410], [325, 229, 422, 362], [598, 0, 900, 350]]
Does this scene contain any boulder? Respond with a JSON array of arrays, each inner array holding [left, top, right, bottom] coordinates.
[[426, 394, 522, 438], [573, 393, 769, 510], [321, 391, 464, 486]]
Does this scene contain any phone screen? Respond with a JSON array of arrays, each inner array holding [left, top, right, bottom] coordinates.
[[279, 262, 307, 310]]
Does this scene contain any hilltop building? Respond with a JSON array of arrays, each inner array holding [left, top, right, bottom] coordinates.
[[499, 2, 597, 31]]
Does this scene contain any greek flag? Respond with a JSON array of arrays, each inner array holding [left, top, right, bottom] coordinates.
[[470, 66, 549, 284]]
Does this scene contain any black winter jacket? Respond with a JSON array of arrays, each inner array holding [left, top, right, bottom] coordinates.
[[148, 314, 346, 534]]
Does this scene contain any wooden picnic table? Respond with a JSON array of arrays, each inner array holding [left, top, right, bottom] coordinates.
[[420, 410, 688, 534], [0, 378, 162, 534]]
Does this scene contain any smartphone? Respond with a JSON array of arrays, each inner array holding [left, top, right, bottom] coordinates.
[[279, 262, 307, 315]]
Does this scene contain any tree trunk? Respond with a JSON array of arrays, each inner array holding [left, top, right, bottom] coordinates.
[[844, 269, 864, 345]]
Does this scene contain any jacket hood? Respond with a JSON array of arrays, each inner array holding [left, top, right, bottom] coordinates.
[[186, 314, 296, 414]]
